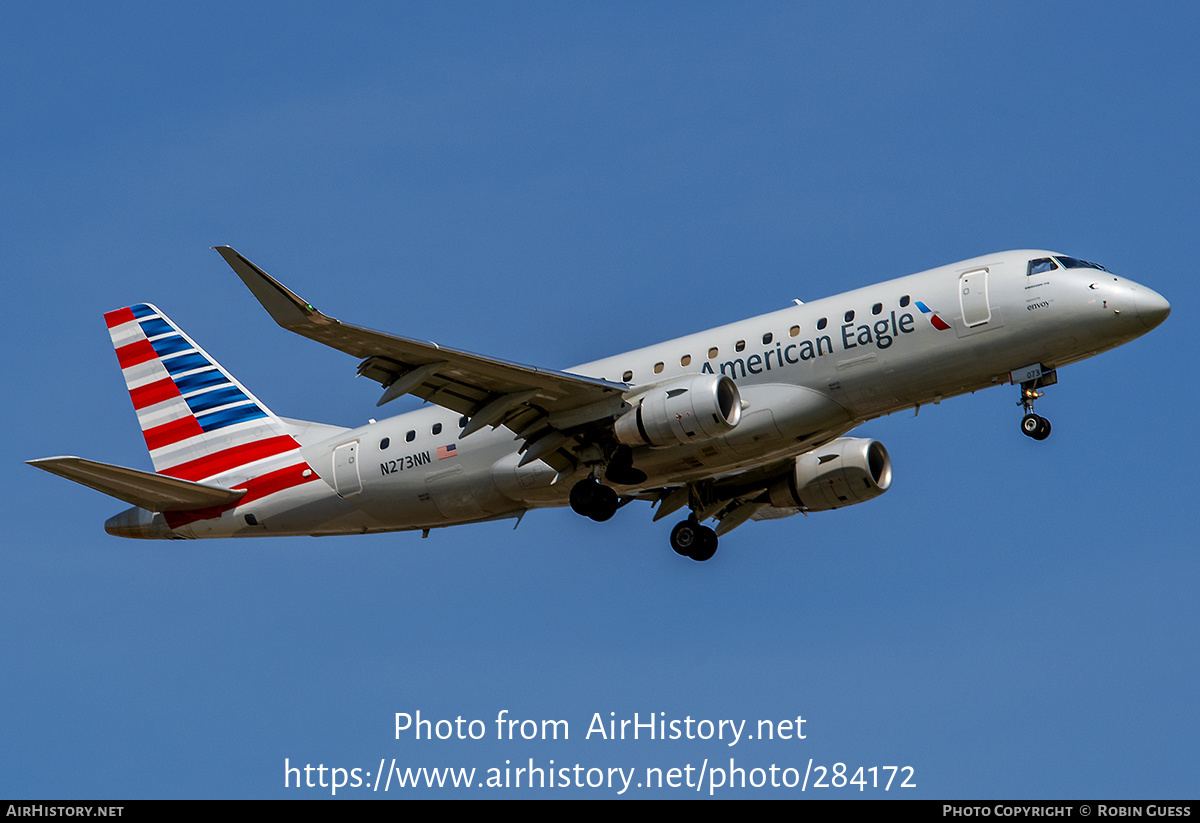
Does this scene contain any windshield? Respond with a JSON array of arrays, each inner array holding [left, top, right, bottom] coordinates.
[[1054, 256, 1108, 272], [1027, 258, 1057, 276]]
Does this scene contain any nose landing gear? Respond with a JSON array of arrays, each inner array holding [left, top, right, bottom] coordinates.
[[1015, 366, 1057, 441]]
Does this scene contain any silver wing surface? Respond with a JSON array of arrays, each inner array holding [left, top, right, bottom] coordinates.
[[215, 247, 630, 472]]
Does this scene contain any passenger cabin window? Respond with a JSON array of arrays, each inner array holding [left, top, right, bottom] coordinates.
[[432, 423, 442, 435], [653, 362, 664, 374], [817, 317, 828, 330], [872, 303, 883, 315], [789, 325, 800, 337], [735, 340, 746, 352], [459, 416, 468, 428], [379, 438, 390, 450], [844, 310, 854, 323], [899, 295, 910, 307], [1027, 258, 1058, 276], [680, 354, 691, 366], [406, 430, 416, 442], [762, 332, 773, 345], [622, 370, 633, 382], [707, 347, 718, 359]]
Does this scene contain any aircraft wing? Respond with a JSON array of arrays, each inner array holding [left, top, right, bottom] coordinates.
[[215, 247, 630, 471]]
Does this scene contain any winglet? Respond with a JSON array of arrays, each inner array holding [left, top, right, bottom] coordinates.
[[212, 246, 335, 331]]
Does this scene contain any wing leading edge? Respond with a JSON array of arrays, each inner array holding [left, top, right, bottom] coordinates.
[[213, 247, 630, 472]]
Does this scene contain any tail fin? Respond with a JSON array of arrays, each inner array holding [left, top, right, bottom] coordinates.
[[104, 303, 305, 485]]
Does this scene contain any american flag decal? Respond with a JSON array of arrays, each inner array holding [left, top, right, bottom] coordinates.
[[437, 444, 458, 460]]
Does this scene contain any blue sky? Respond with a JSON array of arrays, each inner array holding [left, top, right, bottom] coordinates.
[[3, 2, 1197, 798]]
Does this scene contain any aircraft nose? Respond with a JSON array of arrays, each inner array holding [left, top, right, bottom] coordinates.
[[1133, 285, 1171, 330]]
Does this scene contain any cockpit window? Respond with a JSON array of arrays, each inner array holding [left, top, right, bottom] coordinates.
[[1054, 256, 1108, 272], [1027, 258, 1057, 276]]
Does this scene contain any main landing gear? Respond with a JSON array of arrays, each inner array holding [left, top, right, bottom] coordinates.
[[1016, 368, 1057, 441], [569, 478, 619, 522], [570, 447, 645, 522], [570, 477, 720, 562], [669, 516, 718, 562]]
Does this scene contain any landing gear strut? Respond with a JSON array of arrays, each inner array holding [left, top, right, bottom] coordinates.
[[569, 478, 619, 522], [670, 516, 718, 562]]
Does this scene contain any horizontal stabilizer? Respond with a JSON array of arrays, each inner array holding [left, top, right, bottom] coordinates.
[[27, 456, 246, 512]]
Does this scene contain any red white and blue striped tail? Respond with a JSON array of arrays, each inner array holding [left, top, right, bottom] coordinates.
[[103, 303, 305, 486]]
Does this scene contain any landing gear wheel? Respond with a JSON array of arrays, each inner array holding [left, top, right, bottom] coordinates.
[[569, 479, 619, 521], [1021, 414, 1041, 437], [670, 520, 698, 557], [691, 527, 718, 562], [1033, 416, 1051, 441], [1021, 413, 1051, 440], [670, 519, 719, 561], [588, 484, 618, 522], [569, 479, 598, 516]]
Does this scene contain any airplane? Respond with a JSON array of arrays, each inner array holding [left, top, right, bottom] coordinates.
[[28, 247, 1169, 561]]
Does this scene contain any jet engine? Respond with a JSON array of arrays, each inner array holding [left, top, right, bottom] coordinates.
[[767, 438, 892, 512], [614, 374, 742, 448]]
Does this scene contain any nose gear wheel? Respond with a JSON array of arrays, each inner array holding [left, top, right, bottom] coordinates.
[[1021, 413, 1051, 440]]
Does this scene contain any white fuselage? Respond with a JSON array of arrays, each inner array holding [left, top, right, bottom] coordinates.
[[139, 250, 1169, 539]]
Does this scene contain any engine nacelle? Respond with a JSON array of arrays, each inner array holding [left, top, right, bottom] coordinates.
[[614, 374, 742, 448], [768, 438, 892, 512]]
